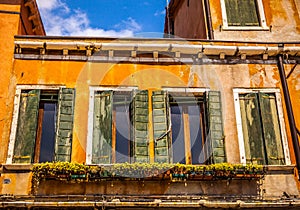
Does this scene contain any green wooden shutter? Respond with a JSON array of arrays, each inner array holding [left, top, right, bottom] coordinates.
[[13, 90, 40, 163], [239, 93, 266, 165], [92, 91, 113, 164], [240, 0, 259, 26], [54, 88, 75, 162], [206, 91, 226, 163], [152, 90, 170, 163], [225, 0, 240, 26], [132, 90, 149, 163], [259, 93, 285, 165], [225, 0, 259, 26]]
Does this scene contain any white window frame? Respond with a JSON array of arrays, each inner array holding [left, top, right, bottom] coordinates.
[[86, 86, 138, 165], [233, 88, 291, 165], [220, 0, 268, 30], [7, 85, 64, 164], [163, 87, 210, 93]]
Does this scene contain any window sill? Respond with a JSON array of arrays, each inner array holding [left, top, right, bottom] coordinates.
[[265, 165, 296, 174], [1, 164, 33, 173], [221, 26, 269, 31]]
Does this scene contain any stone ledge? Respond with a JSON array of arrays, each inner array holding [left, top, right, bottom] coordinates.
[[2, 164, 32, 173]]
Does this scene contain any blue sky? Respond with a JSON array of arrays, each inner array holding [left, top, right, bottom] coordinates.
[[36, 0, 167, 37]]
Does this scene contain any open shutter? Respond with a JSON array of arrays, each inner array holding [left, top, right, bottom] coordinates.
[[206, 91, 226, 163], [13, 90, 40, 163], [132, 90, 149, 163], [55, 88, 75, 162], [239, 93, 266, 165], [152, 90, 170, 163], [92, 91, 113, 164], [259, 93, 285, 165]]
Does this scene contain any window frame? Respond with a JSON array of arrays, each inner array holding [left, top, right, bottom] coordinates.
[[220, 0, 268, 30], [7, 85, 64, 164], [86, 86, 138, 165], [233, 88, 291, 165], [163, 87, 210, 164]]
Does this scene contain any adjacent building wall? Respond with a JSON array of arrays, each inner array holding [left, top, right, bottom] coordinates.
[[166, 0, 207, 39], [210, 0, 300, 42]]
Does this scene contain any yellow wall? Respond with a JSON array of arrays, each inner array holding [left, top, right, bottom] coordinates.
[[3, 58, 297, 165], [0, 3, 21, 163]]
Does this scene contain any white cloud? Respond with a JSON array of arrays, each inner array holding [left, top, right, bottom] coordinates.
[[36, 0, 140, 37], [115, 17, 142, 32], [154, 9, 166, 16], [36, 0, 69, 12]]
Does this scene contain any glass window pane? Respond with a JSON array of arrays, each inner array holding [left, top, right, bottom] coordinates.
[[39, 103, 56, 162], [115, 100, 131, 163], [188, 105, 204, 164], [171, 105, 186, 164]]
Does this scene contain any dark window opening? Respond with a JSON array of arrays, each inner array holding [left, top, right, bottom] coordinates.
[[35, 91, 58, 163], [169, 92, 206, 164], [113, 92, 132, 163]]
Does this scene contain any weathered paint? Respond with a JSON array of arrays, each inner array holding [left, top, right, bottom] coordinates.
[[1, 173, 32, 195], [0, 0, 45, 164], [2, 58, 297, 167], [207, 0, 300, 41], [1, 0, 300, 198]]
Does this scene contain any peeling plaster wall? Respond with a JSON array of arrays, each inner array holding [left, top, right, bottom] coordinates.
[[2, 59, 296, 165], [210, 0, 300, 42], [0, 3, 21, 164], [0, 57, 299, 196]]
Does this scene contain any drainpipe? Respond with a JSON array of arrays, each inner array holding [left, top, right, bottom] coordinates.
[[204, 0, 214, 40], [277, 54, 300, 178]]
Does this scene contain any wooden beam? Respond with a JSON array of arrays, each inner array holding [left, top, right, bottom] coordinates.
[[148, 90, 154, 163], [112, 110, 116, 163], [34, 106, 43, 163], [183, 106, 191, 164]]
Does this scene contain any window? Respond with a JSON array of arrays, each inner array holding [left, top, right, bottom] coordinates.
[[168, 91, 206, 164], [220, 0, 268, 30], [153, 89, 226, 164], [234, 89, 291, 165], [87, 87, 226, 165], [7, 86, 75, 164], [87, 87, 147, 164]]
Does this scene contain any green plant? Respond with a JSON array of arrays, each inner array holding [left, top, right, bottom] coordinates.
[[31, 162, 265, 193]]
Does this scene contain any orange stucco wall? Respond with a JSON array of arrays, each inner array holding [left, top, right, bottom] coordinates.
[[209, 0, 300, 41], [1, 58, 296, 166], [0, 3, 21, 163]]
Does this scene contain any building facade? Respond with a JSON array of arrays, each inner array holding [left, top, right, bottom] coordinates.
[[0, 0, 300, 209]]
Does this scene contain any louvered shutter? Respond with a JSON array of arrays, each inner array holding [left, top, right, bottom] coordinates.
[[225, 0, 259, 26], [92, 91, 113, 164], [132, 90, 149, 163], [54, 88, 76, 162], [225, 0, 240, 26], [239, 93, 266, 165], [259, 93, 285, 165], [152, 90, 170, 163], [13, 90, 40, 163], [206, 91, 226, 163]]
